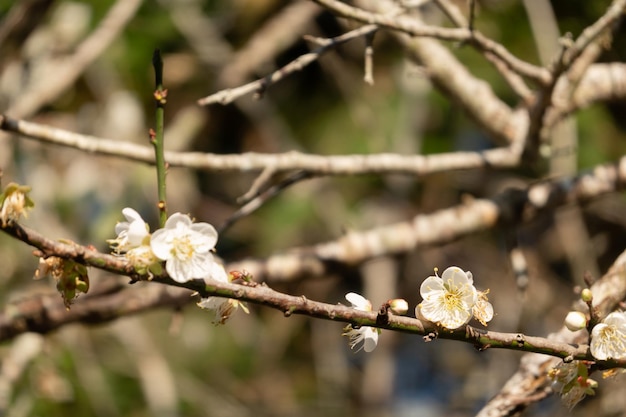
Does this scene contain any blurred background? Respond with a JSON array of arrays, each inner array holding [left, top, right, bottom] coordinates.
[[1, 0, 626, 416]]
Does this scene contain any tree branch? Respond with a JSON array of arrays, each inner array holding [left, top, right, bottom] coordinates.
[[197, 24, 379, 106], [477, 247, 626, 417], [2, 246, 626, 371], [0, 113, 523, 176], [312, 0, 550, 85]]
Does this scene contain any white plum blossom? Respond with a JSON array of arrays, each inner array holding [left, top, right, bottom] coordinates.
[[150, 213, 218, 283], [197, 263, 249, 325], [342, 292, 379, 353], [108, 207, 150, 253], [108, 208, 157, 272], [418, 266, 478, 329], [589, 311, 626, 361]]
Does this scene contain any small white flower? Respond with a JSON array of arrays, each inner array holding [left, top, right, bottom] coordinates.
[[418, 266, 477, 329], [342, 292, 379, 352], [590, 311, 626, 360], [197, 264, 249, 325], [150, 213, 218, 283], [108, 208, 150, 253]]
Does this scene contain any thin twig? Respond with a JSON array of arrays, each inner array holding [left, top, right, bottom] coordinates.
[[238, 166, 277, 204], [560, 0, 626, 68], [197, 24, 378, 105], [219, 171, 315, 233], [363, 30, 376, 85], [468, 0, 476, 32], [312, 0, 550, 84]]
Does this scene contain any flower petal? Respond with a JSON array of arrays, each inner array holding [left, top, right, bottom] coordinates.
[[345, 292, 371, 311]]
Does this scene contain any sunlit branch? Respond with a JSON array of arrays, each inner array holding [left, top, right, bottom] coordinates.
[[0, 114, 523, 176], [0, 226, 624, 369]]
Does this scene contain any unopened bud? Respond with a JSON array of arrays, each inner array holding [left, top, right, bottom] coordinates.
[[389, 298, 409, 315], [564, 311, 587, 331], [581, 288, 593, 303]]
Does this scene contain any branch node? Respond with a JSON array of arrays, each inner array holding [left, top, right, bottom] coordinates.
[[423, 331, 438, 342]]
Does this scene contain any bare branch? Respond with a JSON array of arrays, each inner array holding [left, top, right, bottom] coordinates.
[[0, 114, 523, 176], [560, 0, 626, 68], [216, 1, 321, 88], [197, 24, 378, 106], [232, 156, 626, 281], [313, 0, 550, 85], [477, 247, 626, 417], [1, 241, 624, 370], [3, 157, 626, 286], [545, 63, 626, 127]]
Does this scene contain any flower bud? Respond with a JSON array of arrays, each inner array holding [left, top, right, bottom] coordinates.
[[564, 311, 587, 331], [581, 288, 593, 303], [388, 298, 409, 315]]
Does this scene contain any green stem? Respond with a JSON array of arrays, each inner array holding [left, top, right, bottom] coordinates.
[[152, 49, 167, 227]]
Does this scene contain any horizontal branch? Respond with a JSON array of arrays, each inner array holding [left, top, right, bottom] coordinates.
[[4, 155, 626, 286], [1, 244, 624, 368], [230, 155, 626, 281], [0, 282, 192, 342], [0, 114, 523, 175]]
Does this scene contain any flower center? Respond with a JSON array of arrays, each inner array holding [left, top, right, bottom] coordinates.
[[441, 281, 467, 311], [601, 326, 626, 351], [171, 235, 195, 261], [442, 289, 462, 310]]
